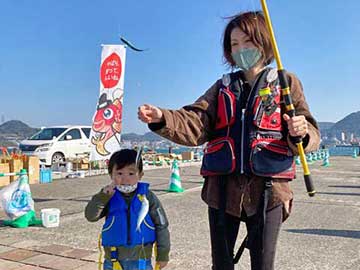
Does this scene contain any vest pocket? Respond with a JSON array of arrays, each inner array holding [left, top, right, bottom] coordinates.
[[102, 216, 115, 232], [143, 217, 155, 231], [133, 215, 156, 245], [102, 215, 125, 246], [215, 88, 236, 130], [253, 91, 282, 131], [250, 138, 295, 179], [201, 137, 236, 176]]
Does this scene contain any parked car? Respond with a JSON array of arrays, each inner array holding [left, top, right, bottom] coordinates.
[[19, 126, 92, 166]]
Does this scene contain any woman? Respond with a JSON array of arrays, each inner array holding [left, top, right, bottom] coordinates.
[[138, 11, 320, 270]]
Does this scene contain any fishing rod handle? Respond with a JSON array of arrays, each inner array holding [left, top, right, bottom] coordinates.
[[278, 69, 302, 143], [304, 174, 316, 197], [298, 143, 316, 197], [278, 70, 295, 116], [279, 69, 316, 197]]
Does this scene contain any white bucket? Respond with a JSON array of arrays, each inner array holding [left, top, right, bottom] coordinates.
[[41, 208, 61, 228], [65, 162, 73, 173]]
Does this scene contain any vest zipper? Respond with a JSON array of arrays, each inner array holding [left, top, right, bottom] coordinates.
[[240, 108, 245, 174], [127, 204, 131, 245], [240, 69, 267, 174]]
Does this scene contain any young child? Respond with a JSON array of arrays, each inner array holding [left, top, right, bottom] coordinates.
[[85, 149, 170, 270]]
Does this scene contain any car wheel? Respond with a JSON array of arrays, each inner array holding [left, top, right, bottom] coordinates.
[[52, 152, 65, 164]]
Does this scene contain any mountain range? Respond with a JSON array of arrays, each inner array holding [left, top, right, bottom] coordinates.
[[0, 111, 359, 146], [0, 120, 163, 146], [318, 111, 360, 138]]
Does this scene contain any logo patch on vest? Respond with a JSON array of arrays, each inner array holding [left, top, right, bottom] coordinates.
[[266, 68, 278, 84], [222, 74, 231, 87]]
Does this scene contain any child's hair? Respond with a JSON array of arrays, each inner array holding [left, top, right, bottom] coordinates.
[[108, 149, 143, 175]]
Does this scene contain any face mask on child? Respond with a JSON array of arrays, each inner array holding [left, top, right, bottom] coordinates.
[[116, 183, 138, 193], [231, 47, 262, 71]]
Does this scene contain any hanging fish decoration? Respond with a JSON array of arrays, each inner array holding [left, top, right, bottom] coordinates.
[[135, 146, 143, 171], [120, 36, 147, 52]]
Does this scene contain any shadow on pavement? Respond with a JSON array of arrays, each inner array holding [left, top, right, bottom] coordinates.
[[183, 180, 204, 184], [33, 198, 57, 202], [33, 195, 92, 203], [151, 188, 170, 192], [285, 229, 360, 239], [317, 191, 360, 196], [328, 185, 360, 189]]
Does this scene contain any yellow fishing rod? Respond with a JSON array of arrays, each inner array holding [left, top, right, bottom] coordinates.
[[260, 0, 315, 197]]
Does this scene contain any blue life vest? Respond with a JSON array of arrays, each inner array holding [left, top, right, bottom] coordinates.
[[201, 68, 295, 179], [101, 182, 156, 247]]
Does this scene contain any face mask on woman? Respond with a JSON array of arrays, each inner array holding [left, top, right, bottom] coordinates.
[[231, 47, 262, 71]]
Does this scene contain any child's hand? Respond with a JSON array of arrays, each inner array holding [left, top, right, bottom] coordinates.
[[156, 261, 168, 269], [102, 183, 116, 196]]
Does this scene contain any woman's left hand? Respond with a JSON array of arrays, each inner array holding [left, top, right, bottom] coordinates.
[[283, 114, 308, 138]]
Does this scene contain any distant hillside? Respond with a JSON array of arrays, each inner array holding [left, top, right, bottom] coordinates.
[[0, 120, 40, 147], [0, 120, 39, 137], [318, 122, 335, 131], [121, 131, 163, 142], [325, 111, 360, 137], [0, 120, 165, 147]]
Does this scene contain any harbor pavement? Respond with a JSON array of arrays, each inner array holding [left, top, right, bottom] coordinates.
[[0, 157, 359, 269]]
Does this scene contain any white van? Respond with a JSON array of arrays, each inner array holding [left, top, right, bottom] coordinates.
[[19, 126, 92, 166]]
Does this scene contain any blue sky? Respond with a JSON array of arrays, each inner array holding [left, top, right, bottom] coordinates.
[[1, 0, 359, 134]]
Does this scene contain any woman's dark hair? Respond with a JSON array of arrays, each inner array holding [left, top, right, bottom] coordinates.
[[108, 149, 143, 175], [223, 11, 274, 67]]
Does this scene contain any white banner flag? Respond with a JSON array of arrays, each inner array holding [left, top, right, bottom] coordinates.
[[90, 45, 126, 161]]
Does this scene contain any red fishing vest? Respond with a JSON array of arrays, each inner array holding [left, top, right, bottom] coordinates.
[[201, 68, 295, 179]]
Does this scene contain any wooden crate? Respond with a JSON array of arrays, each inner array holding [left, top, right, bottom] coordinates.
[[23, 156, 40, 184], [181, 151, 194, 161], [0, 163, 10, 187], [72, 162, 89, 170], [9, 159, 23, 182]]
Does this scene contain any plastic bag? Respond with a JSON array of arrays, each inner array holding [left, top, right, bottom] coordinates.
[[0, 174, 34, 220]]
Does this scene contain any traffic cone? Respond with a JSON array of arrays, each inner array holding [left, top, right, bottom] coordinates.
[[320, 150, 325, 160], [306, 153, 314, 164], [352, 148, 357, 158], [322, 150, 330, 167], [168, 160, 184, 193]]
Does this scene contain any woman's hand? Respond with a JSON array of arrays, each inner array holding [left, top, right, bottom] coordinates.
[[283, 114, 308, 138], [138, 104, 164, 123]]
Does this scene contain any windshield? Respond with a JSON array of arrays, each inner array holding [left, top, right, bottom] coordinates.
[[81, 128, 91, 138], [29, 128, 67, 140]]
